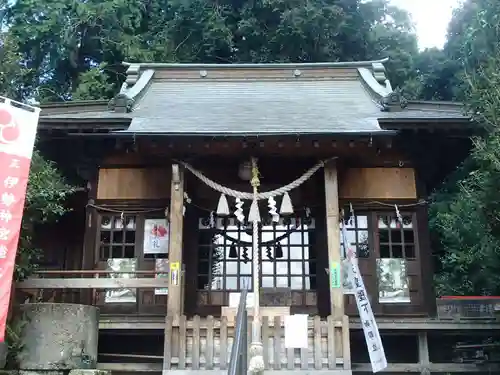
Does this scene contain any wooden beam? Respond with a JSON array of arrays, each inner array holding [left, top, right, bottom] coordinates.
[[324, 160, 344, 359], [16, 278, 169, 289], [166, 163, 185, 318]]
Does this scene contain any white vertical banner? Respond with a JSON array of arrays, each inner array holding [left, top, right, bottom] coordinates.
[[342, 224, 387, 373]]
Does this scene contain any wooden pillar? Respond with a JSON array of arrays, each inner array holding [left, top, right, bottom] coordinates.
[[418, 332, 431, 375], [324, 160, 343, 317], [324, 160, 344, 358], [166, 164, 185, 318]]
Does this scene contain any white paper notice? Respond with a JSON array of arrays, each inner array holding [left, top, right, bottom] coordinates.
[[284, 314, 308, 349]]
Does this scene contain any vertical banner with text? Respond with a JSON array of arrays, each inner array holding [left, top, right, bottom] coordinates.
[[0, 98, 40, 342], [341, 223, 387, 373]]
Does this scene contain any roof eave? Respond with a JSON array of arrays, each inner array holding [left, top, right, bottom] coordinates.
[[104, 130, 398, 137]]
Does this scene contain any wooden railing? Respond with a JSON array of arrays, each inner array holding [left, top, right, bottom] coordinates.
[[15, 269, 180, 314], [163, 314, 351, 371], [16, 270, 169, 289]]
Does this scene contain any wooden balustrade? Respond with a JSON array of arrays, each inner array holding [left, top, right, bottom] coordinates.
[[163, 315, 351, 371]]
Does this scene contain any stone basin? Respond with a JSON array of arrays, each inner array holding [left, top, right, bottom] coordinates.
[[17, 303, 99, 371]]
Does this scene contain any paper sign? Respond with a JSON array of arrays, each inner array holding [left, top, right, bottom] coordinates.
[[0, 98, 40, 342], [170, 262, 180, 286], [342, 224, 387, 373], [143, 218, 169, 254], [330, 262, 341, 288], [170, 269, 179, 286], [284, 314, 308, 349]]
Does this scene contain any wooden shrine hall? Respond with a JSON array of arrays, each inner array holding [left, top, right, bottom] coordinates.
[[15, 58, 500, 374]]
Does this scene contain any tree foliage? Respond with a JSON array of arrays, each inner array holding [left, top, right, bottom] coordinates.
[[15, 150, 76, 281], [1, 0, 420, 102], [429, 0, 500, 296]]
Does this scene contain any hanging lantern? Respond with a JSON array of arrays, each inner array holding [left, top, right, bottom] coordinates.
[[229, 244, 238, 258]]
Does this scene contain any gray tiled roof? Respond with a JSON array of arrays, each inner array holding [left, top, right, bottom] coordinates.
[[121, 79, 387, 135], [38, 60, 472, 135]]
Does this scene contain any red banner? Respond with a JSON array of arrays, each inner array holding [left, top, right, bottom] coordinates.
[[0, 98, 40, 342]]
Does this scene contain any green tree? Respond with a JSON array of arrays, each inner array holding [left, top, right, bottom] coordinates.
[[3, 0, 419, 102], [0, 32, 28, 101], [430, 0, 500, 296], [15, 150, 77, 281]]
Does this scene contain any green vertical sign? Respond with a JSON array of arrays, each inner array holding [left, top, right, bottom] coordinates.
[[330, 262, 341, 288]]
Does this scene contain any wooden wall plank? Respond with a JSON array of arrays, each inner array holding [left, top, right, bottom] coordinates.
[[339, 168, 416, 199], [273, 316, 281, 370], [163, 316, 173, 371], [327, 315, 336, 369], [314, 316, 322, 370], [206, 315, 215, 369], [262, 316, 270, 369], [219, 316, 228, 370], [96, 168, 171, 200], [192, 315, 201, 370], [178, 315, 187, 369]]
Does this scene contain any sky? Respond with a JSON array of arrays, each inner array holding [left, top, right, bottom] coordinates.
[[391, 0, 461, 50]]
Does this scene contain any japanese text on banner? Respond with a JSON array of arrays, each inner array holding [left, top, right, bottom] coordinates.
[[0, 98, 40, 342], [341, 223, 387, 373]]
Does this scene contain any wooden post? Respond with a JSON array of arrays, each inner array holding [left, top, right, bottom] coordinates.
[[324, 160, 343, 316], [418, 332, 431, 375], [324, 160, 344, 358], [166, 164, 185, 319]]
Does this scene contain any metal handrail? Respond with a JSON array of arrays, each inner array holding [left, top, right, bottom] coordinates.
[[228, 288, 248, 375]]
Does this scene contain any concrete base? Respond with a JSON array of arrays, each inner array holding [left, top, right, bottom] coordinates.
[[18, 303, 99, 370]]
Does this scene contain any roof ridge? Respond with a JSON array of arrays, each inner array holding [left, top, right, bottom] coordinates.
[[121, 58, 390, 70]]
